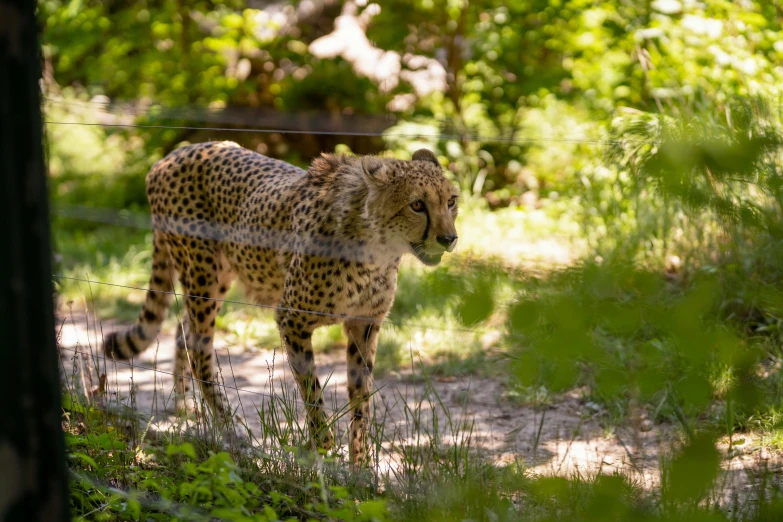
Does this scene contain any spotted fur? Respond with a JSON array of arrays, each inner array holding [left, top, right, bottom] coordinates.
[[103, 141, 459, 464]]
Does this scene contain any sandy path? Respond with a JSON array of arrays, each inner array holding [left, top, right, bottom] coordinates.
[[57, 311, 781, 498]]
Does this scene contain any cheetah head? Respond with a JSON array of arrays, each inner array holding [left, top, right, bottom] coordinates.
[[361, 149, 459, 266]]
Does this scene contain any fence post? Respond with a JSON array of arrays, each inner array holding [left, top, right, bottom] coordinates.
[[0, 0, 70, 520]]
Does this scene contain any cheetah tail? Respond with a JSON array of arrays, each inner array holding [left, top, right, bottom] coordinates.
[[103, 234, 178, 360]]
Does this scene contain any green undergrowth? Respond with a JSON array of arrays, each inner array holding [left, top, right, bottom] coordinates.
[[62, 383, 783, 522], [58, 227, 783, 520], [65, 397, 388, 521]]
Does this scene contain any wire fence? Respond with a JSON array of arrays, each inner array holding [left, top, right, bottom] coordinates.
[[52, 211, 506, 433], [49, 100, 562, 461], [54, 273, 494, 337], [58, 344, 288, 406], [43, 98, 626, 145], [54, 229, 514, 454], [58, 335, 461, 417], [44, 119, 622, 145], [55, 293, 487, 442], [57, 310, 504, 475]]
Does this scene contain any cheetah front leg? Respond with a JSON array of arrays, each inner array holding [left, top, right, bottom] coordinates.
[[344, 320, 381, 466], [276, 310, 334, 452]]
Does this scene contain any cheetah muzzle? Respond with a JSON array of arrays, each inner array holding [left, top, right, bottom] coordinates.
[[101, 141, 459, 466]]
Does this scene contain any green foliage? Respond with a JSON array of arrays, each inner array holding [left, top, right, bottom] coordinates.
[[64, 392, 391, 521], [41, 0, 248, 106], [663, 433, 722, 506], [610, 98, 783, 231], [63, 383, 783, 522], [41, 0, 783, 199], [46, 94, 154, 212], [43, 0, 783, 519], [507, 264, 755, 416], [503, 116, 783, 432], [392, 260, 501, 327]]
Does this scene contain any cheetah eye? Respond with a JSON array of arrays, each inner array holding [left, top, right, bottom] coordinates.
[[448, 196, 458, 209], [410, 200, 425, 212]]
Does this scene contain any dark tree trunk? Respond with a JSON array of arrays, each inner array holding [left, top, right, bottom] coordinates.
[[0, 0, 70, 520]]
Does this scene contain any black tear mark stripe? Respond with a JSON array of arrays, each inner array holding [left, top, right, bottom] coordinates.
[[422, 207, 430, 242]]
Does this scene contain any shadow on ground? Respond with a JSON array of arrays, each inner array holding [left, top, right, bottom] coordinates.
[[57, 310, 783, 503]]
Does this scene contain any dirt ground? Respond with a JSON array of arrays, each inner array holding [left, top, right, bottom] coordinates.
[[57, 310, 783, 501]]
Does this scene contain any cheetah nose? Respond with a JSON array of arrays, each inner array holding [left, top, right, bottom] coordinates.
[[436, 234, 458, 252]]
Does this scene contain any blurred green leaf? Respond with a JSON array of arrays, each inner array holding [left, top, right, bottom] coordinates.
[[457, 283, 495, 326], [665, 433, 721, 504]]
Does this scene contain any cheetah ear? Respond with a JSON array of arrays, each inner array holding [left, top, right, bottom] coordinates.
[[411, 148, 440, 167], [361, 155, 392, 185]]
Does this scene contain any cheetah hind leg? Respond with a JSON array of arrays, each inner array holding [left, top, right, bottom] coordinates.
[[173, 318, 196, 415], [177, 248, 246, 445], [178, 317, 249, 447]]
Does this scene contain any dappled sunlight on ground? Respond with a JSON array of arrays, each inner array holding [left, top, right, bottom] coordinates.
[[57, 311, 783, 503], [455, 205, 583, 269]]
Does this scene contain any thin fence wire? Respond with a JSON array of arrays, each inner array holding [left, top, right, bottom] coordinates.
[[55, 271, 514, 436], [52, 201, 553, 276], [58, 344, 298, 406], [58, 320, 453, 415], [51, 204, 521, 339], [55, 244, 503, 413], [58, 314, 488, 431], [45, 95, 396, 119], [43, 96, 621, 144], [59, 336, 487, 484], [53, 273, 493, 337], [44, 119, 622, 145]]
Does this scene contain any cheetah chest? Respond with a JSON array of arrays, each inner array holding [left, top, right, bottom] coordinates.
[[333, 264, 398, 319]]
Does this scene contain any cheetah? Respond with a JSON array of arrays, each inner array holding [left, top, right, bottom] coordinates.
[[103, 141, 459, 464]]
